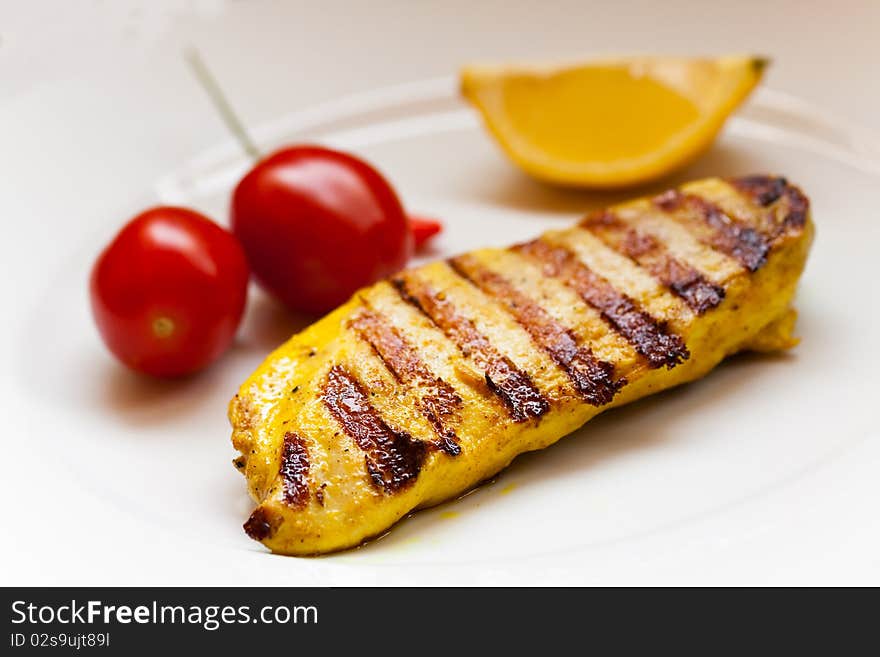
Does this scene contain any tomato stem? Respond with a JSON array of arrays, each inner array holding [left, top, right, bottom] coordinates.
[[185, 47, 262, 161], [409, 215, 443, 249]]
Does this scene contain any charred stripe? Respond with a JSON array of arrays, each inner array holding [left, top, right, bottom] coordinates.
[[781, 183, 809, 230], [515, 240, 689, 369], [322, 366, 429, 493], [729, 175, 810, 232], [448, 255, 623, 406], [279, 432, 311, 508], [350, 310, 462, 456], [730, 174, 788, 206], [243, 507, 274, 541], [654, 189, 770, 271], [392, 275, 548, 421], [580, 212, 725, 314]]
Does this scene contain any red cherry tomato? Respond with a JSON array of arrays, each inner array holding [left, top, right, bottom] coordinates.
[[90, 207, 249, 377], [409, 215, 443, 250], [231, 146, 412, 314]]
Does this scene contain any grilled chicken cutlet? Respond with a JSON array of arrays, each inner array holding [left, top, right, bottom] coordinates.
[[230, 175, 813, 555]]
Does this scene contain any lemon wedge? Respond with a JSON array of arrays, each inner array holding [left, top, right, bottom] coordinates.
[[461, 55, 767, 188]]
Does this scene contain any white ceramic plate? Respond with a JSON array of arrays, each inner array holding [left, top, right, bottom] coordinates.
[[7, 78, 880, 585]]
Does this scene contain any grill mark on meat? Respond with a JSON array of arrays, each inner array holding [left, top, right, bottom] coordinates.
[[392, 274, 548, 421], [350, 309, 462, 455], [514, 239, 690, 369], [729, 175, 810, 233], [448, 254, 623, 406], [322, 365, 429, 493], [653, 189, 770, 271], [279, 432, 311, 508], [730, 174, 788, 206], [780, 183, 809, 230], [579, 211, 725, 314], [243, 507, 274, 541]]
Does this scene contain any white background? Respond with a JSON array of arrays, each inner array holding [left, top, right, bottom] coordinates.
[[1, 1, 878, 586]]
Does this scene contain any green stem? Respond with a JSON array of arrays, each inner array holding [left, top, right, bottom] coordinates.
[[184, 47, 262, 161]]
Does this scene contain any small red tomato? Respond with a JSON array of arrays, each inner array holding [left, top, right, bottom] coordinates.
[[90, 207, 249, 377], [409, 215, 443, 250], [231, 146, 412, 314]]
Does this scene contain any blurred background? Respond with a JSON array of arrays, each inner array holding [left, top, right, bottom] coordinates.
[[2, 0, 876, 297], [2, 0, 877, 186]]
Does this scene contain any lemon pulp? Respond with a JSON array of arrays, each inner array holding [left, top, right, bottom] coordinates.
[[462, 56, 767, 188]]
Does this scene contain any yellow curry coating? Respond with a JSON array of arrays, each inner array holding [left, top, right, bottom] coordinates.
[[230, 175, 813, 555]]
